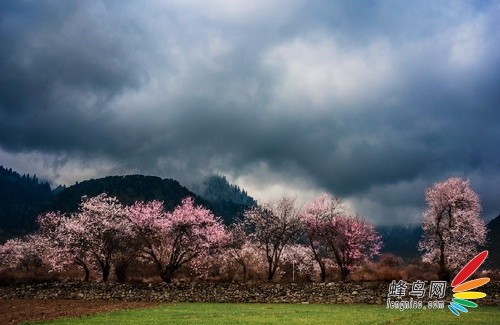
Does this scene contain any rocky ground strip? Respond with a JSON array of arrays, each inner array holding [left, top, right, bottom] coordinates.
[[1, 281, 499, 305]]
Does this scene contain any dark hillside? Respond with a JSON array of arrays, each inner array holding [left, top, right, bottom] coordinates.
[[0, 166, 52, 236], [50, 175, 207, 213], [191, 175, 256, 223], [377, 225, 422, 260], [486, 215, 500, 269]]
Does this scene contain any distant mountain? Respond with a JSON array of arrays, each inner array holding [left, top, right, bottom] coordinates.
[[191, 175, 257, 223], [0, 167, 256, 240], [486, 215, 500, 269], [377, 225, 422, 260], [0, 166, 53, 236], [50, 175, 207, 213], [194, 175, 256, 206], [50, 174, 250, 225]]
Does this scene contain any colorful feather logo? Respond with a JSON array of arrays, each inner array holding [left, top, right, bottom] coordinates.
[[448, 250, 490, 316]]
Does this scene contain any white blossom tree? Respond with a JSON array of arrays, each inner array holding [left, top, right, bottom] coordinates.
[[243, 196, 301, 281], [418, 177, 487, 281]]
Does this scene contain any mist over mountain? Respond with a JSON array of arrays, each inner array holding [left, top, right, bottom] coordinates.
[[190, 175, 257, 223], [193, 175, 256, 207]]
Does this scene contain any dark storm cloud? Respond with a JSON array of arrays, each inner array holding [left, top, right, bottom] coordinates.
[[1, 1, 499, 224]]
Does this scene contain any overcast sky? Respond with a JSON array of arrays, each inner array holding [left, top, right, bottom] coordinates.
[[1, 1, 499, 225]]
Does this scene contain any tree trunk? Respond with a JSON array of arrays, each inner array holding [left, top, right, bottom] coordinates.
[[160, 265, 178, 283], [267, 260, 276, 281], [82, 263, 90, 282], [438, 264, 451, 281], [102, 263, 111, 282], [437, 228, 449, 281], [242, 264, 248, 282], [340, 266, 350, 281], [115, 262, 128, 283], [332, 248, 348, 281], [160, 269, 173, 283], [319, 263, 327, 283], [438, 270, 451, 281], [311, 247, 327, 282], [76, 259, 90, 282]]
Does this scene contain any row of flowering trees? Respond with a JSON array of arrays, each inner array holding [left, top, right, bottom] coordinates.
[[0, 193, 382, 283]]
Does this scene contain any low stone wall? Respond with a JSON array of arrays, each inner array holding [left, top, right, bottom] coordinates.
[[0, 281, 499, 305]]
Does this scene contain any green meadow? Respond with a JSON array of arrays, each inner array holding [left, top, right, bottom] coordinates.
[[27, 303, 500, 325]]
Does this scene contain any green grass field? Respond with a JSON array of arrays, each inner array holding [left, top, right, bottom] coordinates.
[[27, 303, 500, 325]]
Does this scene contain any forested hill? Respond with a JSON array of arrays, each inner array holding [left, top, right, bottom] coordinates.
[[377, 225, 422, 260], [0, 166, 52, 236], [50, 175, 207, 213], [0, 169, 257, 239], [487, 215, 500, 268], [191, 175, 257, 223], [194, 175, 256, 206], [50, 174, 253, 225]]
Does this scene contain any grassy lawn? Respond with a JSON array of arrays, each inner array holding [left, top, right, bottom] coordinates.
[[27, 303, 500, 325]]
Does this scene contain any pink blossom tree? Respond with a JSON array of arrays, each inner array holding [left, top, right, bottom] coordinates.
[[300, 194, 346, 282], [0, 212, 92, 280], [127, 197, 228, 283], [330, 215, 382, 280], [243, 196, 301, 281], [418, 177, 487, 281], [0, 234, 47, 273], [301, 194, 382, 281], [36, 211, 92, 281], [71, 193, 135, 282]]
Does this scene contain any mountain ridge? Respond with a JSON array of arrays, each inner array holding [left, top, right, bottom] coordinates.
[[0, 165, 52, 237], [191, 175, 257, 223], [50, 174, 204, 213]]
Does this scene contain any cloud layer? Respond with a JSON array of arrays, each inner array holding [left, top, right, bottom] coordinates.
[[1, 1, 499, 224]]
